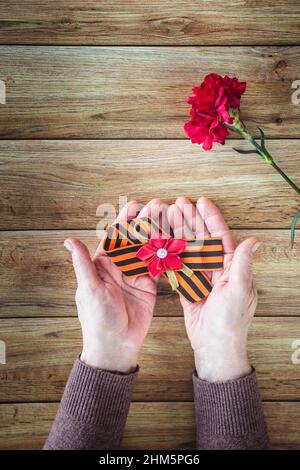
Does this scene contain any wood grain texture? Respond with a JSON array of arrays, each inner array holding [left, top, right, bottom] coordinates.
[[0, 401, 299, 450], [0, 229, 299, 318], [1, 140, 300, 230], [0, 1, 299, 46], [0, 47, 299, 138], [0, 317, 299, 402], [0, 2, 299, 451]]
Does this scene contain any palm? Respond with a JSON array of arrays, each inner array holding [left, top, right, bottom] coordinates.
[[182, 269, 232, 350], [93, 254, 157, 345], [168, 196, 238, 346]]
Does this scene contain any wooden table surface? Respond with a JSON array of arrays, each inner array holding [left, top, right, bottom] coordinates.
[[0, 1, 300, 450]]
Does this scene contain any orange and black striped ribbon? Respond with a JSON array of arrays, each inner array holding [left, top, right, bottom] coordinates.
[[103, 217, 223, 303]]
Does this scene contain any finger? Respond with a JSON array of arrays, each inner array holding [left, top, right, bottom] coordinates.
[[252, 278, 258, 299], [197, 196, 236, 254], [158, 202, 170, 235], [115, 200, 143, 223], [167, 203, 194, 239], [138, 198, 165, 221], [137, 198, 171, 235], [64, 238, 98, 288], [137, 199, 169, 282], [175, 196, 208, 237], [95, 200, 142, 257], [229, 237, 261, 286]]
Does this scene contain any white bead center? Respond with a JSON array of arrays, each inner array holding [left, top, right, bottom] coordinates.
[[156, 248, 168, 259]]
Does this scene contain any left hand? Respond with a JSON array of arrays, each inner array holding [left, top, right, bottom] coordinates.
[[168, 196, 259, 382]]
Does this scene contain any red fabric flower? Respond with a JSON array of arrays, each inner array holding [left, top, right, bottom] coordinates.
[[136, 231, 186, 277], [184, 73, 246, 150]]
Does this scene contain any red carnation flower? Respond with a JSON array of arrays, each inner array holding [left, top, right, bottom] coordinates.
[[184, 73, 300, 245], [184, 73, 246, 150]]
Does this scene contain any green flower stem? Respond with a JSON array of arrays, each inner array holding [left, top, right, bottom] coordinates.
[[269, 159, 300, 196], [226, 112, 300, 196], [291, 210, 300, 246], [226, 109, 300, 245]]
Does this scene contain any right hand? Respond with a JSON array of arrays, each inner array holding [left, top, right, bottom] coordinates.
[[64, 199, 167, 374], [168, 196, 260, 382]]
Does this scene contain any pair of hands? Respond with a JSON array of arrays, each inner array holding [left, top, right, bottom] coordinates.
[[64, 197, 260, 382]]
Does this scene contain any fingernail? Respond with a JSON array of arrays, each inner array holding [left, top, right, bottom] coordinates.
[[64, 239, 73, 252], [252, 241, 261, 253]]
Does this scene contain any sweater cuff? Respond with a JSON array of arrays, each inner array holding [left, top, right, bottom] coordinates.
[[193, 368, 269, 447], [60, 357, 138, 428]]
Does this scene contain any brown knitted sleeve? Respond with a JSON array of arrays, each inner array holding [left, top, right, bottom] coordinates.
[[44, 357, 138, 450], [193, 368, 269, 449]]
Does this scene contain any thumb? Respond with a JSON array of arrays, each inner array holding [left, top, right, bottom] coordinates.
[[229, 237, 261, 286], [64, 238, 98, 287]]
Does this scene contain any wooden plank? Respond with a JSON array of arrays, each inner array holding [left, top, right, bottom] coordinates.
[[0, 229, 299, 318], [125, 402, 300, 450], [0, 1, 299, 46], [0, 401, 299, 449], [0, 317, 299, 402], [1, 140, 300, 230], [0, 47, 299, 138]]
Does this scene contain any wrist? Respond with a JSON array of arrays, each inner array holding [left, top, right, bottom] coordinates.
[[81, 344, 138, 374], [194, 336, 251, 382]]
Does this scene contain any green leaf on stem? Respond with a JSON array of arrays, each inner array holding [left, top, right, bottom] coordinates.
[[258, 127, 265, 149], [233, 147, 260, 155], [291, 209, 300, 247]]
